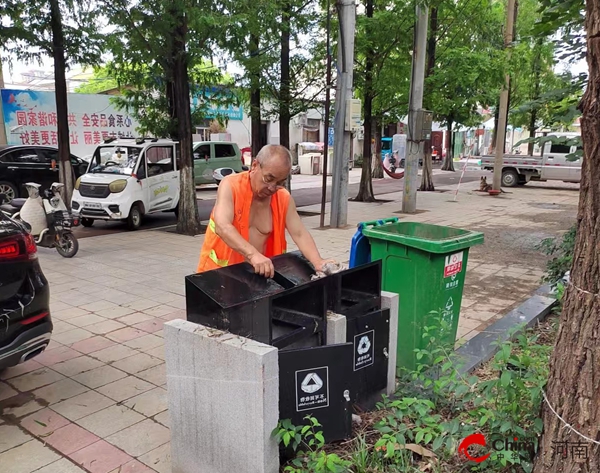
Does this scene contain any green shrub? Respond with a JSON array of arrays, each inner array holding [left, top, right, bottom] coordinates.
[[537, 225, 576, 284]]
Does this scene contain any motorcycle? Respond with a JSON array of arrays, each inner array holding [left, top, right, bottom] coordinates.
[[0, 182, 80, 258]]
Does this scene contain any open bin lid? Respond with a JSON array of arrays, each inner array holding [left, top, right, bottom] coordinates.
[[186, 263, 287, 309], [272, 252, 316, 286], [361, 221, 484, 254]]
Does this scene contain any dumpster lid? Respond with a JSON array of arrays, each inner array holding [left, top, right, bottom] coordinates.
[[187, 263, 286, 308], [361, 221, 484, 254]]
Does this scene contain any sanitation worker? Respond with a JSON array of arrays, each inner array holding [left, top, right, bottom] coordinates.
[[196, 144, 334, 278]]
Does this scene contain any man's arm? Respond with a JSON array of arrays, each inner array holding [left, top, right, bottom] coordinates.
[[212, 179, 274, 277], [285, 197, 332, 272]]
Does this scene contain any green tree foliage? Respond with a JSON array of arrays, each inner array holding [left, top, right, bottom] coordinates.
[[74, 66, 119, 94], [101, 0, 228, 139], [261, 1, 325, 120], [216, 0, 281, 155], [510, 0, 586, 136], [0, 0, 103, 202], [426, 0, 505, 168], [0, 0, 102, 66], [353, 0, 413, 200], [100, 0, 228, 234]]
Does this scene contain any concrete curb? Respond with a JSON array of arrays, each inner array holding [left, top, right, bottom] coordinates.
[[454, 286, 558, 375]]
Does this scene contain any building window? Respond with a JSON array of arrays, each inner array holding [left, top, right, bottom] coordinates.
[[303, 118, 321, 142], [195, 119, 212, 141]]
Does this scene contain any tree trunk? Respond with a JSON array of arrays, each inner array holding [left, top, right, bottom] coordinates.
[[171, 11, 201, 236], [371, 119, 383, 179], [280, 1, 292, 191], [420, 137, 435, 190], [441, 118, 455, 171], [533, 3, 600, 471], [355, 0, 375, 202], [250, 33, 262, 158], [528, 42, 542, 156], [528, 109, 538, 156], [49, 0, 73, 207], [166, 80, 176, 138], [372, 118, 383, 179], [420, 6, 438, 192], [491, 101, 500, 152]]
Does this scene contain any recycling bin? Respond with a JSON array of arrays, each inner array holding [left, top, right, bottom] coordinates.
[[185, 255, 390, 442], [358, 218, 484, 372], [271, 253, 382, 317], [279, 343, 354, 442], [186, 263, 328, 350], [346, 308, 390, 410]]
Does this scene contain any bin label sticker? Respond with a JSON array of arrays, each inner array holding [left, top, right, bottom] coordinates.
[[441, 297, 455, 325], [296, 367, 329, 412], [445, 274, 460, 290], [354, 330, 375, 371], [444, 252, 464, 278]]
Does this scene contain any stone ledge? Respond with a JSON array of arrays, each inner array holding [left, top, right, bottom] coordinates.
[[454, 289, 557, 375]]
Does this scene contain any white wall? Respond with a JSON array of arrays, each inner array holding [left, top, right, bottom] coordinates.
[[227, 118, 251, 149], [221, 105, 325, 158]]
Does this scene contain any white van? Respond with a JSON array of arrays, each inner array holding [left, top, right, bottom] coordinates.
[[71, 139, 179, 230]]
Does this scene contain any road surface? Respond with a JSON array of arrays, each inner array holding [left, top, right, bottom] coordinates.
[[73, 171, 485, 238]]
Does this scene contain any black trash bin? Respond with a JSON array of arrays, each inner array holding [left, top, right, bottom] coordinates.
[[185, 255, 389, 442], [186, 263, 328, 350]]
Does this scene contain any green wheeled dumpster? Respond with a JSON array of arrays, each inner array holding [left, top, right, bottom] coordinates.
[[360, 218, 484, 373]]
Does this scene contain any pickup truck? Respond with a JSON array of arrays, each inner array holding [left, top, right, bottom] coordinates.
[[481, 133, 582, 187]]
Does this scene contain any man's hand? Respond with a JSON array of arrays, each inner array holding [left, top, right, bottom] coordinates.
[[248, 252, 275, 278], [313, 258, 338, 273]]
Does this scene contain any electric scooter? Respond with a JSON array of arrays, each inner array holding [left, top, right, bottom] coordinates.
[[0, 182, 80, 258]]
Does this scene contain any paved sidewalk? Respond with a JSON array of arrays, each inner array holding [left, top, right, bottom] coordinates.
[[0, 177, 578, 473]]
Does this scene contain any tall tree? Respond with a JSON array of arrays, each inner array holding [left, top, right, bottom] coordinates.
[[168, 6, 198, 235], [355, 0, 376, 202], [261, 0, 324, 146], [279, 1, 292, 151], [0, 0, 102, 203], [218, 0, 279, 157], [103, 0, 225, 235], [249, 33, 263, 157], [420, 4, 438, 191], [425, 0, 505, 170], [353, 0, 414, 201], [533, 2, 599, 471], [49, 0, 73, 203]]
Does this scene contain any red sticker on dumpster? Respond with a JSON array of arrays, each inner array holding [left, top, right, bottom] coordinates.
[[444, 252, 463, 278]]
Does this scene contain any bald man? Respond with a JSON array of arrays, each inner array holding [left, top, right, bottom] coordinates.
[[197, 145, 333, 277]]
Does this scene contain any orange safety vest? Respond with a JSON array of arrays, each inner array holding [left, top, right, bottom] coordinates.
[[196, 172, 290, 273]]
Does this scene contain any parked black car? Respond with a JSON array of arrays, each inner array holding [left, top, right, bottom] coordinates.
[[0, 212, 52, 370], [0, 145, 88, 200]]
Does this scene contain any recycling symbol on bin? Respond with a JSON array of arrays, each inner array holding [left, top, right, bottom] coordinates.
[[445, 297, 454, 311], [357, 335, 372, 355], [301, 372, 324, 394]]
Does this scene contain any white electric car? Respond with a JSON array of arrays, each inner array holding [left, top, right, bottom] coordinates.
[[71, 138, 180, 230]]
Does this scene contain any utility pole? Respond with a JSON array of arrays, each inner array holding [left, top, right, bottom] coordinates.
[[330, 0, 356, 228], [402, 4, 428, 214], [492, 0, 517, 191], [319, 0, 332, 228], [0, 57, 7, 145]]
